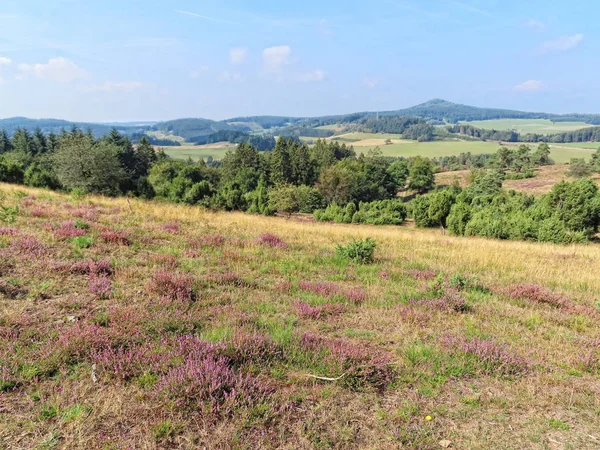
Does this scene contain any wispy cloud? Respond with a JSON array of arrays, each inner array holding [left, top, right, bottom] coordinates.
[[540, 34, 583, 53], [217, 71, 243, 83], [523, 19, 545, 31], [18, 57, 88, 83], [362, 77, 381, 89], [189, 66, 209, 79], [296, 69, 327, 82], [175, 9, 235, 25], [0, 57, 11, 65], [514, 80, 544, 92], [81, 81, 143, 93], [262, 46, 292, 75], [229, 47, 248, 65], [445, 1, 491, 17]]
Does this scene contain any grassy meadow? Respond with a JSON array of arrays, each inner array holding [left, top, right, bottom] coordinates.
[[1, 183, 599, 449], [162, 144, 235, 161], [436, 164, 600, 195], [461, 119, 593, 135]]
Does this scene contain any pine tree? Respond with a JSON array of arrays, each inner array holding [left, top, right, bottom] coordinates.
[[270, 138, 292, 185], [33, 128, 48, 155], [0, 130, 12, 154], [12, 128, 34, 155], [135, 136, 157, 177]]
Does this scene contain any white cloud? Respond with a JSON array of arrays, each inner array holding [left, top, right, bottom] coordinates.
[[217, 71, 243, 83], [523, 19, 545, 31], [262, 45, 292, 74], [362, 77, 381, 89], [81, 81, 143, 93], [190, 66, 209, 79], [0, 57, 11, 66], [540, 34, 583, 53], [18, 57, 88, 83], [514, 80, 544, 92], [229, 47, 248, 65], [296, 69, 327, 82]]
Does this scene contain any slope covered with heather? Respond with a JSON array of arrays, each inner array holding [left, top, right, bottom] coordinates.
[[0, 184, 599, 449]]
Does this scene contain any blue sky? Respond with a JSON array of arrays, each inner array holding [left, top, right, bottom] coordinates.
[[0, 0, 597, 122]]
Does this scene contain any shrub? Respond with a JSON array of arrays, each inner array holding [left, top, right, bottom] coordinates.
[[88, 275, 112, 299], [335, 237, 376, 264], [255, 233, 288, 249], [441, 335, 530, 377], [148, 270, 196, 302], [99, 230, 131, 246], [315, 200, 407, 226]]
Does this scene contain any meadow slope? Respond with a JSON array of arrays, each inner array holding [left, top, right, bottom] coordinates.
[[0, 183, 599, 449]]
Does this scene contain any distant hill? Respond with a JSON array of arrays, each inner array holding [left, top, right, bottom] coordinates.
[[375, 99, 600, 125], [4, 99, 600, 140], [0, 117, 149, 137]]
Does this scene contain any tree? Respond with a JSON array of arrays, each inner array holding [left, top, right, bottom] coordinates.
[[52, 133, 125, 196], [270, 138, 292, 185], [532, 142, 552, 166], [135, 136, 158, 177], [0, 130, 12, 154], [408, 157, 435, 193], [387, 160, 409, 190], [566, 158, 592, 178], [591, 147, 600, 173], [12, 129, 35, 155]]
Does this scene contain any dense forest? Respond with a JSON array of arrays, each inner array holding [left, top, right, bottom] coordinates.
[[1, 126, 599, 245]]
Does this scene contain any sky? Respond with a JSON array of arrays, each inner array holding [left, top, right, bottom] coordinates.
[[0, 0, 598, 122]]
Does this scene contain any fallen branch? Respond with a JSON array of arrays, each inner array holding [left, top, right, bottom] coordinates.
[[306, 373, 347, 382]]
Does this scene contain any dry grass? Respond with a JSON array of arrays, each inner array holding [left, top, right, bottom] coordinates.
[[436, 164, 600, 195], [1, 183, 599, 449]]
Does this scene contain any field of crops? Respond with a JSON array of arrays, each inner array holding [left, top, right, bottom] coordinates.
[[462, 119, 592, 135]]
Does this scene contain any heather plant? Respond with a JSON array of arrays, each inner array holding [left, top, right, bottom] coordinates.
[[441, 335, 530, 377], [299, 332, 395, 391], [54, 221, 88, 239], [335, 237, 376, 264], [99, 229, 131, 246], [0, 227, 20, 236], [88, 275, 112, 299], [293, 301, 344, 320], [255, 233, 288, 249], [160, 222, 181, 234], [148, 270, 196, 302], [10, 236, 47, 258], [406, 268, 437, 281], [506, 283, 570, 309], [195, 234, 226, 248]]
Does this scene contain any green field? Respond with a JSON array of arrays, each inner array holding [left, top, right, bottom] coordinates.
[[352, 140, 595, 164], [331, 132, 405, 142], [461, 119, 592, 135], [163, 145, 232, 161], [552, 142, 599, 149], [163, 139, 596, 164]]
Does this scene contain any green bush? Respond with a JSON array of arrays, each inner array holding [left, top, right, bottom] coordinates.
[[335, 238, 377, 264], [315, 200, 407, 226]]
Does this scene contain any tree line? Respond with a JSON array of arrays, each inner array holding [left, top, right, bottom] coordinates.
[[1, 126, 599, 245]]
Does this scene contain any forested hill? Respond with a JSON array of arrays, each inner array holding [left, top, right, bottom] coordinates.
[[5, 99, 600, 136], [0, 117, 148, 136], [375, 99, 600, 124]]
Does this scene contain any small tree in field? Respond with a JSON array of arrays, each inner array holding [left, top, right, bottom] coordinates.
[[53, 134, 125, 196], [566, 158, 592, 178]]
